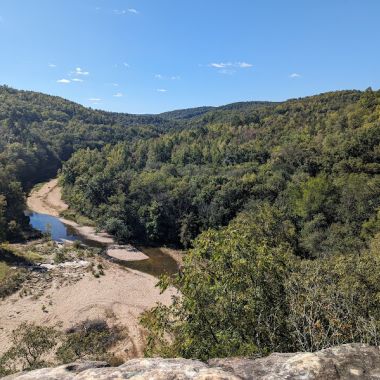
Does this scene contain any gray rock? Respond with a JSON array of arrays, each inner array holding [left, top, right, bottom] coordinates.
[[210, 344, 380, 379], [4, 344, 380, 380]]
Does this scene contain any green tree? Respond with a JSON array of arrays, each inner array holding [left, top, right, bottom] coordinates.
[[141, 204, 295, 360]]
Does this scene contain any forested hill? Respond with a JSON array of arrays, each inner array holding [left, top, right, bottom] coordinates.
[[0, 85, 181, 240], [61, 88, 380, 257], [1, 85, 379, 250], [158, 101, 275, 121], [0, 85, 279, 241]]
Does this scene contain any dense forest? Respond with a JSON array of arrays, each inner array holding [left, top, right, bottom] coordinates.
[[0, 85, 182, 241], [2, 85, 380, 359], [61, 89, 380, 258]]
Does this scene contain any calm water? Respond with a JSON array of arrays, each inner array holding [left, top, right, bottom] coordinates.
[[26, 211, 82, 242], [26, 211, 179, 276]]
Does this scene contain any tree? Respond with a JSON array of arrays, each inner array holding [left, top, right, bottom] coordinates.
[[1, 323, 58, 371], [141, 204, 295, 360]]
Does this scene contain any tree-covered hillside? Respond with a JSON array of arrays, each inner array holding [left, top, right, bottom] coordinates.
[[62, 89, 380, 258], [0, 85, 181, 241], [0, 85, 279, 242]]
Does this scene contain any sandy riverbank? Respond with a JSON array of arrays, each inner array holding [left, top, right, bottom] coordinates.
[[0, 256, 175, 358], [27, 180, 149, 261], [0, 179, 180, 358]]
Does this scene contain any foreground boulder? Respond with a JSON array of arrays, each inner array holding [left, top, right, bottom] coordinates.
[[4, 344, 380, 379]]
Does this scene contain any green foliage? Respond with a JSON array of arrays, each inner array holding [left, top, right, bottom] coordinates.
[[286, 240, 380, 351], [3, 85, 380, 363], [0, 85, 182, 243], [53, 250, 67, 264], [0, 320, 123, 375], [0, 323, 59, 372], [61, 89, 380, 258], [56, 320, 121, 363], [142, 212, 380, 359], [141, 204, 295, 360]]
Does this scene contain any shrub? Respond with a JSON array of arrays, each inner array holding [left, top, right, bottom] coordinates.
[[57, 319, 121, 363], [0, 323, 59, 372]]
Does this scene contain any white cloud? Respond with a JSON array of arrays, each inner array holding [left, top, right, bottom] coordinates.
[[155, 74, 163, 79], [57, 79, 71, 84], [123, 62, 130, 68], [209, 62, 253, 70], [290, 73, 301, 78], [210, 62, 232, 69], [157, 89, 167, 93], [72, 78, 83, 82], [89, 98, 101, 102], [114, 9, 139, 15], [237, 62, 253, 68], [72, 67, 89, 76], [48, 63, 57, 68], [113, 92, 123, 97]]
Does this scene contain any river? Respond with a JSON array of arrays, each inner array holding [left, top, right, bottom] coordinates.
[[26, 210, 179, 277]]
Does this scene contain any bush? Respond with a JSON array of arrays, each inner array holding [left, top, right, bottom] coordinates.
[[286, 240, 380, 351], [0, 323, 59, 372], [0, 269, 28, 299], [53, 250, 66, 264], [57, 319, 121, 363], [141, 211, 380, 359]]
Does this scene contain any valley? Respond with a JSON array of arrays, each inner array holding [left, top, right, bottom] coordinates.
[[1, 86, 380, 375], [0, 178, 179, 362]]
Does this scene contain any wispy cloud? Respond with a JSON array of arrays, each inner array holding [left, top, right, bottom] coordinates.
[[209, 62, 253, 69], [155, 74, 180, 80], [72, 78, 84, 82], [57, 79, 71, 84], [157, 89, 168, 93], [237, 62, 253, 68], [48, 63, 57, 68], [72, 67, 89, 76], [113, 92, 123, 97], [114, 9, 139, 15], [123, 62, 130, 68], [289, 73, 301, 78], [113, 9, 127, 15], [210, 62, 231, 69], [128, 8, 139, 14]]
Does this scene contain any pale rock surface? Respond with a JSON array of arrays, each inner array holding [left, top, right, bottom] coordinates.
[[4, 344, 380, 379]]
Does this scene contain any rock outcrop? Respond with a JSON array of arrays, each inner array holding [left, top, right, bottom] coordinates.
[[4, 344, 380, 379]]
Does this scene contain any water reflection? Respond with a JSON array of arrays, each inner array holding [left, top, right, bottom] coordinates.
[[26, 211, 81, 242], [26, 211, 179, 277]]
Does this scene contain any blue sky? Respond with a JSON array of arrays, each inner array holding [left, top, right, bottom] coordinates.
[[0, 0, 379, 114]]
